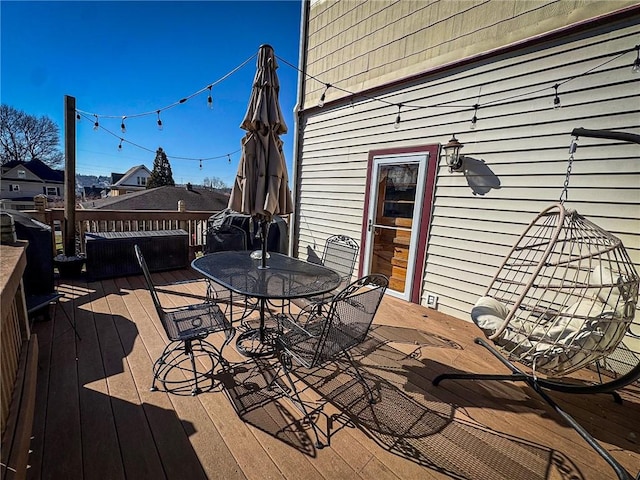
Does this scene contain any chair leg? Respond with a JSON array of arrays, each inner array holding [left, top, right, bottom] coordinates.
[[150, 339, 223, 396], [185, 340, 201, 396], [344, 350, 376, 404], [278, 353, 325, 449]]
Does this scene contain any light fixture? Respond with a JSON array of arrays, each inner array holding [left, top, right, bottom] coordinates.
[[443, 134, 464, 172], [318, 83, 330, 108], [118, 139, 123, 151], [470, 104, 479, 129], [632, 45, 640, 74], [207, 85, 213, 109], [93, 115, 99, 131], [394, 104, 402, 129], [553, 84, 561, 109], [120, 116, 127, 133], [156, 110, 163, 130]]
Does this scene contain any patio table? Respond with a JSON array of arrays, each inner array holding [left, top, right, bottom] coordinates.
[[191, 251, 341, 357]]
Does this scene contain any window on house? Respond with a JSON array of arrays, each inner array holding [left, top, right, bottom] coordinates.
[[46, 187, 59, 196], [17, 170, 26, 178], [137, 176, 147, 186], [9, 184, 20, 192]]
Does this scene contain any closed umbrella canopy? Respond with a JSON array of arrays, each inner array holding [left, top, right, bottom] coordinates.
[[228, 44, 293, 221]]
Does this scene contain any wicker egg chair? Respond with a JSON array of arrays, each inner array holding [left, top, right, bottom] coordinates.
[[433, 128, 640, 480]]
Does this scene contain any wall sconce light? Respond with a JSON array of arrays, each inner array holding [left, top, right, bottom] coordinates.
[[443, 134, 464, 172]]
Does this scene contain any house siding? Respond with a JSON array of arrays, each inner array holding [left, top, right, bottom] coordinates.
[[295, 1, 640, 320]]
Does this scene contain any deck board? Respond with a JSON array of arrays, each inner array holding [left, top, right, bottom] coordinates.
[[26, 268, 640, 480]]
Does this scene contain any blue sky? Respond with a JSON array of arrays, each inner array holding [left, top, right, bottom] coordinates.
[[1, 1, 302, 186]]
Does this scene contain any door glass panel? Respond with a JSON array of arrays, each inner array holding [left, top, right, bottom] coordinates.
[[370, 163, 419, 294]]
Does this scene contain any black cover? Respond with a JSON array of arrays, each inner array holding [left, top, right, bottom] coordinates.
[[4, 209, 54, 297], [206, 209, 288, 254]]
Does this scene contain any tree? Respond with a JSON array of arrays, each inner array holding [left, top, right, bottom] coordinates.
[[146, 147, 175, 188], [203, 176, 227, 189], [0, 104, 64, 167]]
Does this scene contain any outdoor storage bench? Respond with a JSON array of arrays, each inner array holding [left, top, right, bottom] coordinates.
[[85, 230, 189, 280]]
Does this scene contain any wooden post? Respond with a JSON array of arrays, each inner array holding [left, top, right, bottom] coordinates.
[[63, 95, 76, 257]]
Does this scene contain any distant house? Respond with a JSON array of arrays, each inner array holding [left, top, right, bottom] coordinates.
[[108, 165, 151, 196], [82, 186, 106, 200], [0, 159, 64, 210], [81, 184, 229, 211]]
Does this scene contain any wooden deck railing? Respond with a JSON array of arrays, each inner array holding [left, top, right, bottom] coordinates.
[[28, 208, 217, 255], [0, 241, 38, 479]]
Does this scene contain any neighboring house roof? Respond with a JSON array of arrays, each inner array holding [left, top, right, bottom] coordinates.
[[111, 165, 151, 187], [111, 172, 125, 184], [80, 185, 230, 211], [2, 159, 64, 182]]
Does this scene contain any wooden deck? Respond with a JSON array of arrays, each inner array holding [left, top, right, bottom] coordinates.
[[27, 267, 640, 480]]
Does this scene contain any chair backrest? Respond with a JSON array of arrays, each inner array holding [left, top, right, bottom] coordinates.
[[134, 244, 164, 319], [322, 235, 359, 281], [313, 274, 388, 366], [205, 224, 247, 254]]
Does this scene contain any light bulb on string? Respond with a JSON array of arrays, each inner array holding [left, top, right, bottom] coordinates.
[[93, 115, 99, 131], [207, 85, 213, 109], [632, 45, 640, 74], [199, 159, 203, 170], [228, 154, 231, 164], [318, 83, 330, 108], [118, 139, 123, 151], [470, 104, 479, 129], [553, 84, 561, 109], [394, 104, 402, 130], [120, 116, 127, 133], [156, 110, 163, 130], [76, 113, 81, 121]]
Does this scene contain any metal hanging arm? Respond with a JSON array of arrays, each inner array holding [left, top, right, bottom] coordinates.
[[571, 128, 640, 144]]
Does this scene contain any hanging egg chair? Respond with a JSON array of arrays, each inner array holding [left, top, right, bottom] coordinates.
[[434, 128, 640, 480]]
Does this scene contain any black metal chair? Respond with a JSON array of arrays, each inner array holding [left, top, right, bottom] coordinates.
[[291, 235, 360, 313], [134, 244, 234, 395], [272, 274, 388, 448]]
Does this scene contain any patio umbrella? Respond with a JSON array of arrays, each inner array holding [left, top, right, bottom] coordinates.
[[228, 44, 293, 267]]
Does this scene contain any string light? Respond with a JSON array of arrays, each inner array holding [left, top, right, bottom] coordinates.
[[199, 159, 202, 170], [118, 138, 123, 151], [76, 111, 240, 162], [318, 83, 331, 108], [470, 104, 479, 129], [120, 116, 127, 133], [394, 104, 402, 129], [207, 85, 213, 109], [553, 84, 561, 109], [75, 44, 637, 166]]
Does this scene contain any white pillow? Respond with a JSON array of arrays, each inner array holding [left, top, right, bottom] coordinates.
[[471, 296, 509, 335], [590, 265, 632, 312]]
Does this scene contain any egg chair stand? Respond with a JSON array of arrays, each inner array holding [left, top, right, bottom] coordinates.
[[433, 128, 640, 480]]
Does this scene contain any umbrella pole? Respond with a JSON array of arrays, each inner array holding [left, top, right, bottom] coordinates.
[[260, 219, 269, 269]]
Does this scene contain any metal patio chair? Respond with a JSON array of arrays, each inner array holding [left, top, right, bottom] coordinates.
[[271, 274, 388, 448], [135, 244, 234, 395], [291, 234, 360, 313]]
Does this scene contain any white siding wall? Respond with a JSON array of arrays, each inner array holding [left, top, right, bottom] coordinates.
[[296, 18, 640, 321]]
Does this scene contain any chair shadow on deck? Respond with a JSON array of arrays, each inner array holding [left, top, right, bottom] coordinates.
[[30, 280, 213, 479], [216, 359, 318, 457], [218, 325, 584, 480], [367, 325, 640, 459]]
